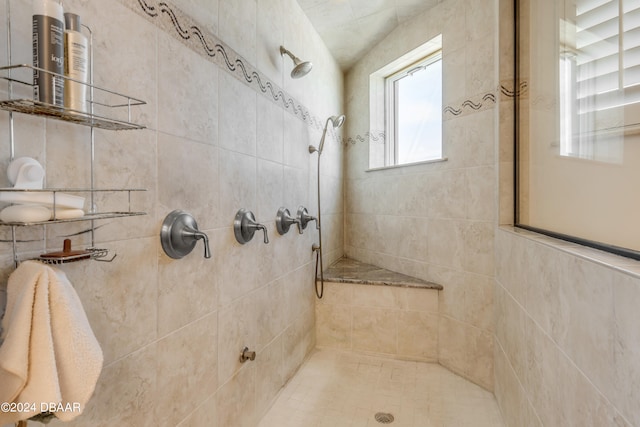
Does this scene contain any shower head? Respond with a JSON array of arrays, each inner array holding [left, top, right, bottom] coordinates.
[[310, 114, 347, 155], [329, 115, 346, 129], [280, 46, 313, 79]]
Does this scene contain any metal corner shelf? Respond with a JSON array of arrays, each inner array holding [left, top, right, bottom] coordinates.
[[0, 64, 146, 131]]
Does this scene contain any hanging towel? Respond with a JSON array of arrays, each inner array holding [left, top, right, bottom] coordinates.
[[0, 261, 103, 424]]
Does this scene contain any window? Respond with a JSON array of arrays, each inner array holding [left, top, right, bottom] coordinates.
[[385, 52, 443, 165], [517, 0, 640, 258], [368, 35, 443, 169]]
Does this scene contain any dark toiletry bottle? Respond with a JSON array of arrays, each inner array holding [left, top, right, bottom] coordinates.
[[32, 0, 65, 107]]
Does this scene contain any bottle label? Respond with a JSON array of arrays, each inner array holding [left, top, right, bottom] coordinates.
[[33, 14, 65, 107]]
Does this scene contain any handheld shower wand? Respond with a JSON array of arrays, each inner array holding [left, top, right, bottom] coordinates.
[[309, 114, 346, 155], [310, 114, 345, 299]]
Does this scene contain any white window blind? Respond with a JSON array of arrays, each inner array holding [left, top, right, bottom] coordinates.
[[574, 0, 640, 114]]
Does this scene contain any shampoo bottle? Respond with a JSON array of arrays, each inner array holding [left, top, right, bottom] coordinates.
[[32, 0, 65, 107], [63, 12, 88, 113]]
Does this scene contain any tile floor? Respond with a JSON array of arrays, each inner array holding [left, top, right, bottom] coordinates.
[[258, 348, 505, 427]]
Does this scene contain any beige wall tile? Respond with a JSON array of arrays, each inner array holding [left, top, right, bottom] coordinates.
[[157, 134, 219, 230], [351, 284, 405, 309], [53, 344, 158, 427], [404, 287, 439, 313], [158, 32, 218, 143], [217, 365, 256, 427], [156, 313, 219, 427], [316, 302, 351, 349], [496, 228, 640, 427], [158, 242, 218, 336], [397, 311, 438, 361], [352, 306, 397, 355]]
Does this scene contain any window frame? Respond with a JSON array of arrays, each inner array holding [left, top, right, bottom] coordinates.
[[384, 50, 443, 166]]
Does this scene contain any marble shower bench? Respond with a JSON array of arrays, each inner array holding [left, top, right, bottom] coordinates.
[[316, 257, 442, 362]]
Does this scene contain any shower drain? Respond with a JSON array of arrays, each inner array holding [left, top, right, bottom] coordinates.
[[374, 412, 395, 424]]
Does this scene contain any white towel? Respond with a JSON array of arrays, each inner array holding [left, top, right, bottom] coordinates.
[[0, 261, 103, 424]]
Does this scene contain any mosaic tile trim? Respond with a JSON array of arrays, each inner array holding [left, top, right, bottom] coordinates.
[[347, 88, 503, 146], [343, 130, 386, 147], [443, 91, 496, 120], [499, 81, 528, 100], [121, 0, 326, 132]]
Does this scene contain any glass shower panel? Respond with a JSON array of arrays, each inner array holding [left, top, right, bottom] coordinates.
[[517, 0, 640, 255]]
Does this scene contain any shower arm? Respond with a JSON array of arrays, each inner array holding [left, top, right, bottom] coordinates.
[[280, 46, 295, 61]]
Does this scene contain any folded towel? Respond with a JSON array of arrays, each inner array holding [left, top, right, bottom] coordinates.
[[0, 261, 103, 424]]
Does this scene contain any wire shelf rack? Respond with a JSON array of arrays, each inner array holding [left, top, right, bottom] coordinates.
[[0, 64, 146, 130]]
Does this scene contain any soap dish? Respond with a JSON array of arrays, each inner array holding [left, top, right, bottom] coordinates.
[[39, 239, 92, 262], [37, 239, 114, 264]]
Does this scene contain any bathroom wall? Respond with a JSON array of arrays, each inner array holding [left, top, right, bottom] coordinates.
[[494, 229, 640, 426], [494, 1, 640, 426], [344, 0, 497, 391], [0, 0, 343, 425]]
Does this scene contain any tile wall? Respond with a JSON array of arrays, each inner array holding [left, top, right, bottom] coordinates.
[[0, 0, 343, 426], [344, 0, 497, 391], [316, 282, 439, 362], [494, 228, 640, 427]]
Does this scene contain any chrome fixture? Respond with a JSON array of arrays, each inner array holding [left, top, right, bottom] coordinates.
[[297, 206, 317, 231], [309, 114, 346, 299], [276, 207, 302, 235], [234, 209, 269, 244], [160, 210, 211, 259], [239, 346, 256, 363], [280, 45, 312, 79], [309, 114, 346, 155]]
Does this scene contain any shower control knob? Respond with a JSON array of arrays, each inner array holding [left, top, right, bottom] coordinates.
[[160, 210, 211, 259], [234, 209, 269, 244], [297, 206, 317, 231], [276, 207, 302, 235]]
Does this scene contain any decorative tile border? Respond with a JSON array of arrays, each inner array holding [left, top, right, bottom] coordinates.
[[443, 91, 497, 120], [347, 86, 511, 146], [499, 80, 528, 100], [343, 130, 386, 147], [118, 0, 326, 133]]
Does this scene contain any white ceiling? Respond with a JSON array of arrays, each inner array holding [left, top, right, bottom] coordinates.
[[297, 0, 441, 71]]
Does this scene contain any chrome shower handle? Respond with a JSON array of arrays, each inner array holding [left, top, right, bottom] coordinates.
[[251, 222, 269, 244], [297, 206, 317, 231], [183, 228, 211, 258], [160, 210, 212, 259], [234, 209, 269, 244], [276, 207, 302, 235]]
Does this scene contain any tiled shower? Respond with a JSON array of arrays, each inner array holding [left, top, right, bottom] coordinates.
[[0, 0, 639, 426]]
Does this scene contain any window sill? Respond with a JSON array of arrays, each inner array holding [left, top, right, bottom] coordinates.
[[366, 157, 448, 172], [500, 225, 640, 280]]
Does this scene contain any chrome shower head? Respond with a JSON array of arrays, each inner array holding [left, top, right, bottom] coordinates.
[[312, 114, 346, 155], [280, 46, 313, 79], [329, 115, 346, 128]]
